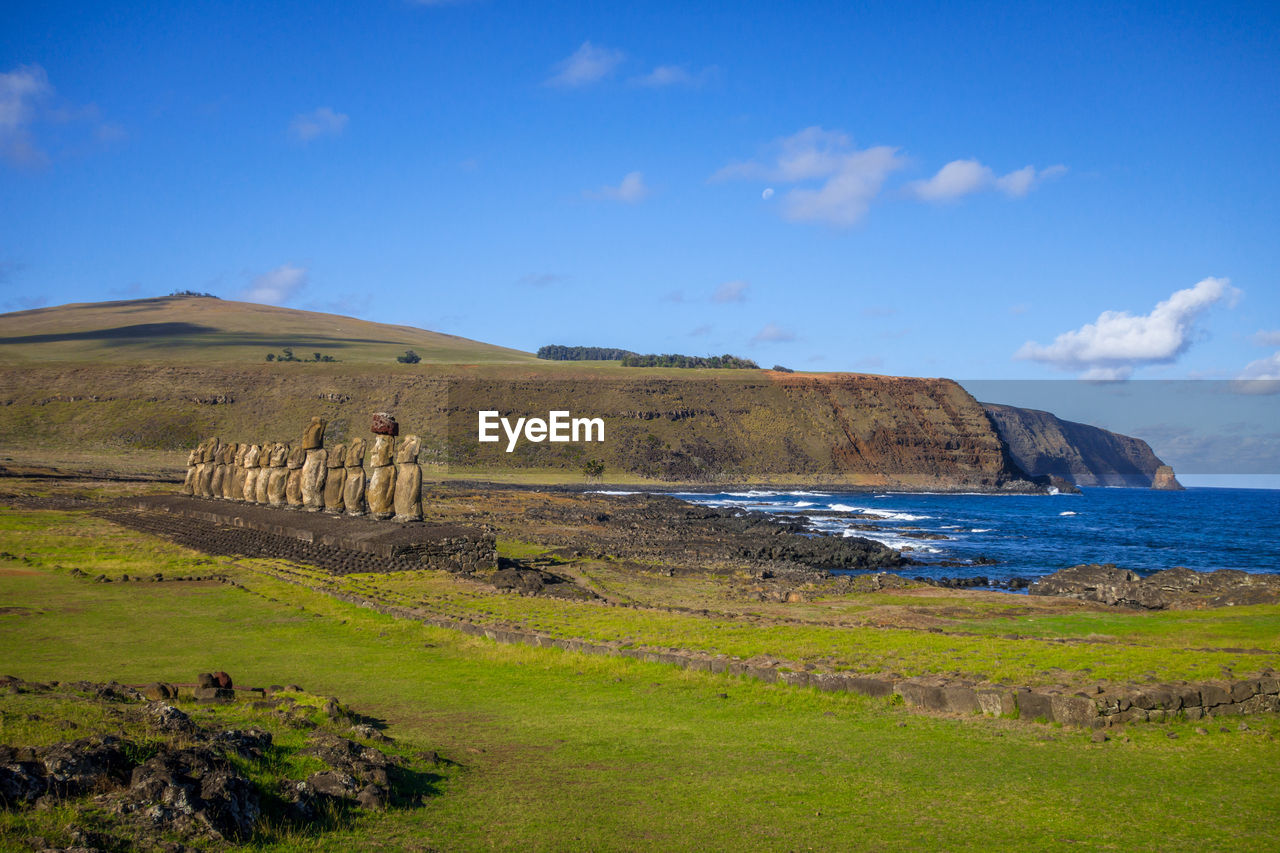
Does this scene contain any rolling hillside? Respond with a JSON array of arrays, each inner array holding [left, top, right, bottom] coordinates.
[[0, 296, 1055, 489], [0, 295, 537, 366]]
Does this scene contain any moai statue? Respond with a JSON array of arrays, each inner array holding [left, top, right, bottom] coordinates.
[[366, 434, 396, 520], [268, 443, 291, 507], [217, 443, 238, 500], [285, 445, 306, 508], [209, 443, 226, 498], [229, 444, 248, 501], [254, 443, 273, 504], [300, 418, 328, 512], [181, 442, 203, 496], [323, 442, 346, 514], [343, 437, 367, 517], [197, 438, 221, 498], [392, 434, 422, 523], [241, 444, 261, 502]]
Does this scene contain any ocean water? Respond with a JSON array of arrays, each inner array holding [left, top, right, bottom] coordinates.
[[663, 487, 1280, 585]]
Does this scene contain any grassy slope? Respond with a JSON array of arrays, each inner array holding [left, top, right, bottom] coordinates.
[[3, 505, 1280, 850]]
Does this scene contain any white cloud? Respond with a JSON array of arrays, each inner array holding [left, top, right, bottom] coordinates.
[[633, 64, 715, 88], [547, 41, 624, 87], [1251, 330, 1280, 347], [585, 170, 649, 203], [1016, 276, 1240, 378], [751, 323, 796, 344], [1239, 351, 1280, 380], [242, 264, 309, 305], [713, 127, 905, 227], [290, 107, 348, 141], [0, 64, 53, 166], [909, 159, 1066, 202], [712, 280, 748, 303]]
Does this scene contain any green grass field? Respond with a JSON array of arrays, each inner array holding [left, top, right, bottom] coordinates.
[[3, 502, 1280, 850]]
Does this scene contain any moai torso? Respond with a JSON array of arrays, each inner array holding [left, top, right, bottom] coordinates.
[[393, 434, 423, 523]]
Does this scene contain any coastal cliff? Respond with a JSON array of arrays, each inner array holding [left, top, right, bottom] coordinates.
[[982, 402, 1181, 489]]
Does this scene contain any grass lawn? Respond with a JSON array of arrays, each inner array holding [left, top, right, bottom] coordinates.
[[2, 505, 1280, 850]]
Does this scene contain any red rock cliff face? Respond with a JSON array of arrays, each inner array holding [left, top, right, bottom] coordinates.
[[0, 366, 1038, 489]]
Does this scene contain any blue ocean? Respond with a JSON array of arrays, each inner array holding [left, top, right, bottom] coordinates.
[[664, 488, 1280, 586]]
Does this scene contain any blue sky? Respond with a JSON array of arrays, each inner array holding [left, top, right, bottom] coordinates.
[[2, 1, 1278, 389]]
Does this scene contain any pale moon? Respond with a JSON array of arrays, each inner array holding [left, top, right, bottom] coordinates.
[[762, 188, 774, 200]]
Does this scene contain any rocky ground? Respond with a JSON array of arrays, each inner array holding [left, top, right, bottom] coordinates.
[[0, 675, 444, 851], [1030, 563, 1280, 609]]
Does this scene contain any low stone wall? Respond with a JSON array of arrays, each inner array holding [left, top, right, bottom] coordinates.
[[304, 586, 1280, 728]]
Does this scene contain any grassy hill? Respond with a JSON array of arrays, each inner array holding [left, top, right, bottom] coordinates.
[[0, 295, 538, 366], [0, 296, 1037, 489]]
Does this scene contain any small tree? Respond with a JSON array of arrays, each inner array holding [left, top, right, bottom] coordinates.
[[313, 351, 322, 362], [266, 353, 275, 362], [582, 459, 605, 480], [397, 350, 421, 364], [281, 347, 294, 362]]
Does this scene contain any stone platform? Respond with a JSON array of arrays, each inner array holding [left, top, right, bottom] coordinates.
[[106, 495, 495, 574]]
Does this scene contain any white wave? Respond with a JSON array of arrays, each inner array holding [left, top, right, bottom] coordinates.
[[1059, 511, 1077, 516], [842, 527, 943, 554], [786, 490, 832, 497], [588, 490, 640, 496], [969, 528, 992, 533], [792, 501, 816, 508]]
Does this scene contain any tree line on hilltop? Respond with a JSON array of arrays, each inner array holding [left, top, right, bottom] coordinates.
[[537, 345, 760, 370]]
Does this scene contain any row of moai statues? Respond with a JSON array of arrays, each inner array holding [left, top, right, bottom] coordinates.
[[180, 413, 423, 522]]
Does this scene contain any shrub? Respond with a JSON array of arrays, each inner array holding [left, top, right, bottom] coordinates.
[[397, 350, 421, 364]]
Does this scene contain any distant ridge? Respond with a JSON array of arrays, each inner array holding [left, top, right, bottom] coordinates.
[[0, 296, 536, 366]]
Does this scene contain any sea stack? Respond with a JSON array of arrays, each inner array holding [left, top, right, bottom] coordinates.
[[1152, 465, 1185, 491], [343, 437, 367, 517], [323, 442, 346, 514], [392, 434, 422, 523]]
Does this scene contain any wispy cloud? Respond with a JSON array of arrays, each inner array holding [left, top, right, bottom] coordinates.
[[584, 170, 649, 203], [909, 159, 1066, 202], [242, 264, 309, 305], [712, 280, 748, 304], [1251, 329, 1280, 347], [2, 63, 125, 167], [517, 272, 569, 287], [714, 127, 905, 227], [751, 323, 796, 344], [1, 64, 53, 166], [1016, 277, 1240, 379], [289, 107, 348, 141], [547, 41, 625, 87], [632, 64, 716, 88], [689, 324, 712, 337]]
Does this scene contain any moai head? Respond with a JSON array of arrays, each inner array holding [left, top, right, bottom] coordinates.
[[201, 439, 221, 463], [269, 443, 289, 467], [327, 443, 346, 469], [234, 444, 248, 466], [395, 434, 421, 464], [370, 434, 394, 467], [371, 412, 398, 437], [187, 443, 203, 466], [287, 445, 306, 469], [345, 437, 366, 467], [222, 443, 238, 464], [303, 417, 327, 450], [257, 444, 273, 468], [243, 444, 261, 467]]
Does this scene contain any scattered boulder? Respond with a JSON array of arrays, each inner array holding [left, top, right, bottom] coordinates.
[[1030, 563, 1280, 609], [118, 746, 260, 841]]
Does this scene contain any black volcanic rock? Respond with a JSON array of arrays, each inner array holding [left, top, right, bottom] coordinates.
[[1030, 564, 1280, 609]]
